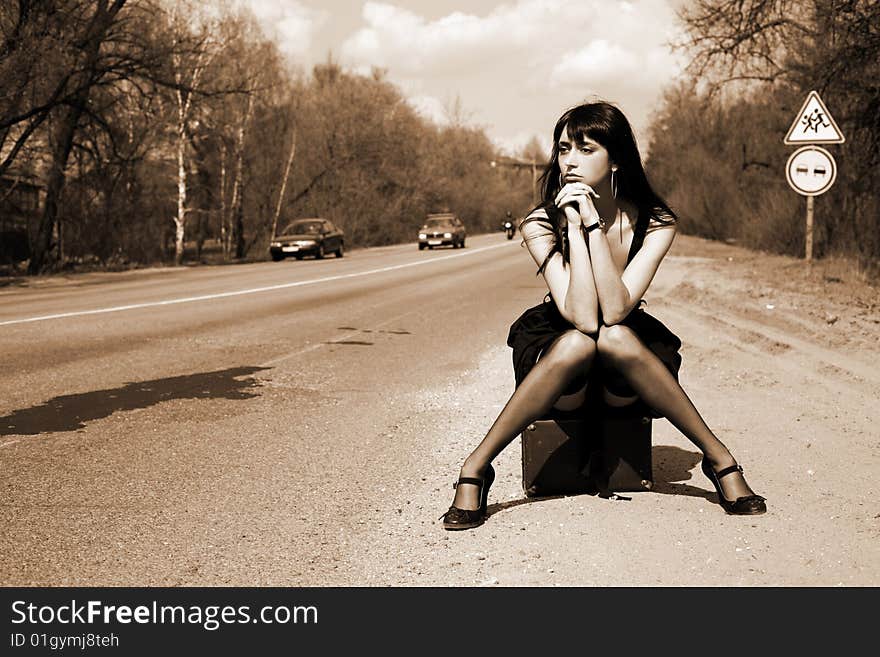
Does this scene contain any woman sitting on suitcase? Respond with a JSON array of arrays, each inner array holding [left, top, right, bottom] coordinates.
[[441, 101, 766, 530]]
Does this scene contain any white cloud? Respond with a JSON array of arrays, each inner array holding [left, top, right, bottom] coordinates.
[[341, 1, 583, 74], [549, 40, 683, 98], [406, 94, 451, 125], [238, 0, 328, 60], [492, 130, 552, 159], [550, 40, 641, 86], [340, 1, 680, 79], [241, 1, 686, 151]]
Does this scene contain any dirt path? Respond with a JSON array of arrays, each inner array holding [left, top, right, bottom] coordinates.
[[348, 234, 880, 586]]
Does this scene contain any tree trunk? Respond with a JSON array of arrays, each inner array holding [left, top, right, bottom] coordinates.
[[229, 92, 253, 260], [226, 137, 238, 259], [272, 129, 297, 239], [219, 140, 229, 257], [27, 0, 126, 274], [195, 212, 203, 260], [29, 105, 80, 273], [171, 30, 208, 266], [233, 187, 245, 259], [174, 119, 187, 265]]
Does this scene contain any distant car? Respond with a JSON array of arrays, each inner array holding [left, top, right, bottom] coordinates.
[[418, 213, 466, 250], [270, 218, 344, 261]]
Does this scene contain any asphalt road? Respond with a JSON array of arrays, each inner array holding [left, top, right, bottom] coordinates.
[[1, 232, 878, 586], [0, 233, 538, 585]]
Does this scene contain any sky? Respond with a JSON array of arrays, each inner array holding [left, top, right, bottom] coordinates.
[[237, 0, 689, 157]]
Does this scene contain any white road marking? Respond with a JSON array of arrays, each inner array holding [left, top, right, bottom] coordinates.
[[0, 242, 511, 327], [0, 272, 451, 448]]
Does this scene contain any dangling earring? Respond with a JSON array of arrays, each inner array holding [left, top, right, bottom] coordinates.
[[611, 167, 618, 199]]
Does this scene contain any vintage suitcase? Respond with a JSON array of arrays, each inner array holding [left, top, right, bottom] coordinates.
[[594, 409, 654, 494], [521, 416, 597, 497], [521, 408, 653, 498]]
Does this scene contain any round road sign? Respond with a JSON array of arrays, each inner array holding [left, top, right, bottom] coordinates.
[[785, 145, 837, 196]]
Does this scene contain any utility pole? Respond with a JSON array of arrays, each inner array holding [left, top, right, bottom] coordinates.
[[531, 158, 537, 205], [490, 157, 544, 205]]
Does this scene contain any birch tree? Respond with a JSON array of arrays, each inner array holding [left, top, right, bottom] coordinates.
[[271, 129, 296, 240], [167, 1, 218, 265]]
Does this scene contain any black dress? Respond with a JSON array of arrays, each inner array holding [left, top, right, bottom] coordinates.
[[506, 206, 682, 419]]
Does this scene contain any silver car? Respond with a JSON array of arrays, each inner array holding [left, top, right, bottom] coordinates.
[[418, 213, 466, 250]]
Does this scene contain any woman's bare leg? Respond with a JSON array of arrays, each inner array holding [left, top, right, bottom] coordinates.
[[596, 325, 759, 501], [451, 330, 597, 510]]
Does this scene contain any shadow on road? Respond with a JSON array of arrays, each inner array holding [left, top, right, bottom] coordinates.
[[650, 445, 715, 501], [486, 445, 714, 517], [1, 366, 269, 436]]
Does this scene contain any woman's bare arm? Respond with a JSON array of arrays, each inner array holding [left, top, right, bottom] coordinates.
[[589, 222, 676, 324], [520, 209, 599, 333]]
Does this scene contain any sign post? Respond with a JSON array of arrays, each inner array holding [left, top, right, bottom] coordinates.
[[783, 90, 845, 262], [806, 195, 814, 265]]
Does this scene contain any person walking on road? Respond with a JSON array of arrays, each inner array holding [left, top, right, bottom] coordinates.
[[441, 101, 766, 530]]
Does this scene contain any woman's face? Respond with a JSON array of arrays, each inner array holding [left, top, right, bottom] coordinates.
[[556, 125, 612, 189]]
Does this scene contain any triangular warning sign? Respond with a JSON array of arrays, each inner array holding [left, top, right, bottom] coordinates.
[[784, 90, 845, 144]]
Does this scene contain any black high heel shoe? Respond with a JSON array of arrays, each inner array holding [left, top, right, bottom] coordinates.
[[440, 464, 495, 531], [701, 457, 767, 515]]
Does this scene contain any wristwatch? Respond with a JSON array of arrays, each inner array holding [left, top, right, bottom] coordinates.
[[584, 218, 605, 233]]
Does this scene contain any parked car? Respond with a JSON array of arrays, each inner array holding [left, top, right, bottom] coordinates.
[[270, 218, 344, 261], [418, 213, 466, 250]]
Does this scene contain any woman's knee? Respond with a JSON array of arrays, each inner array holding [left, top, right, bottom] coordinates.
[[547, 329, 597, 366], [596, 324, 641, 364]]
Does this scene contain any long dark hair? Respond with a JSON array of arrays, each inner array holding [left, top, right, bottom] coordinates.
[[522, 101, 676, 273]]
